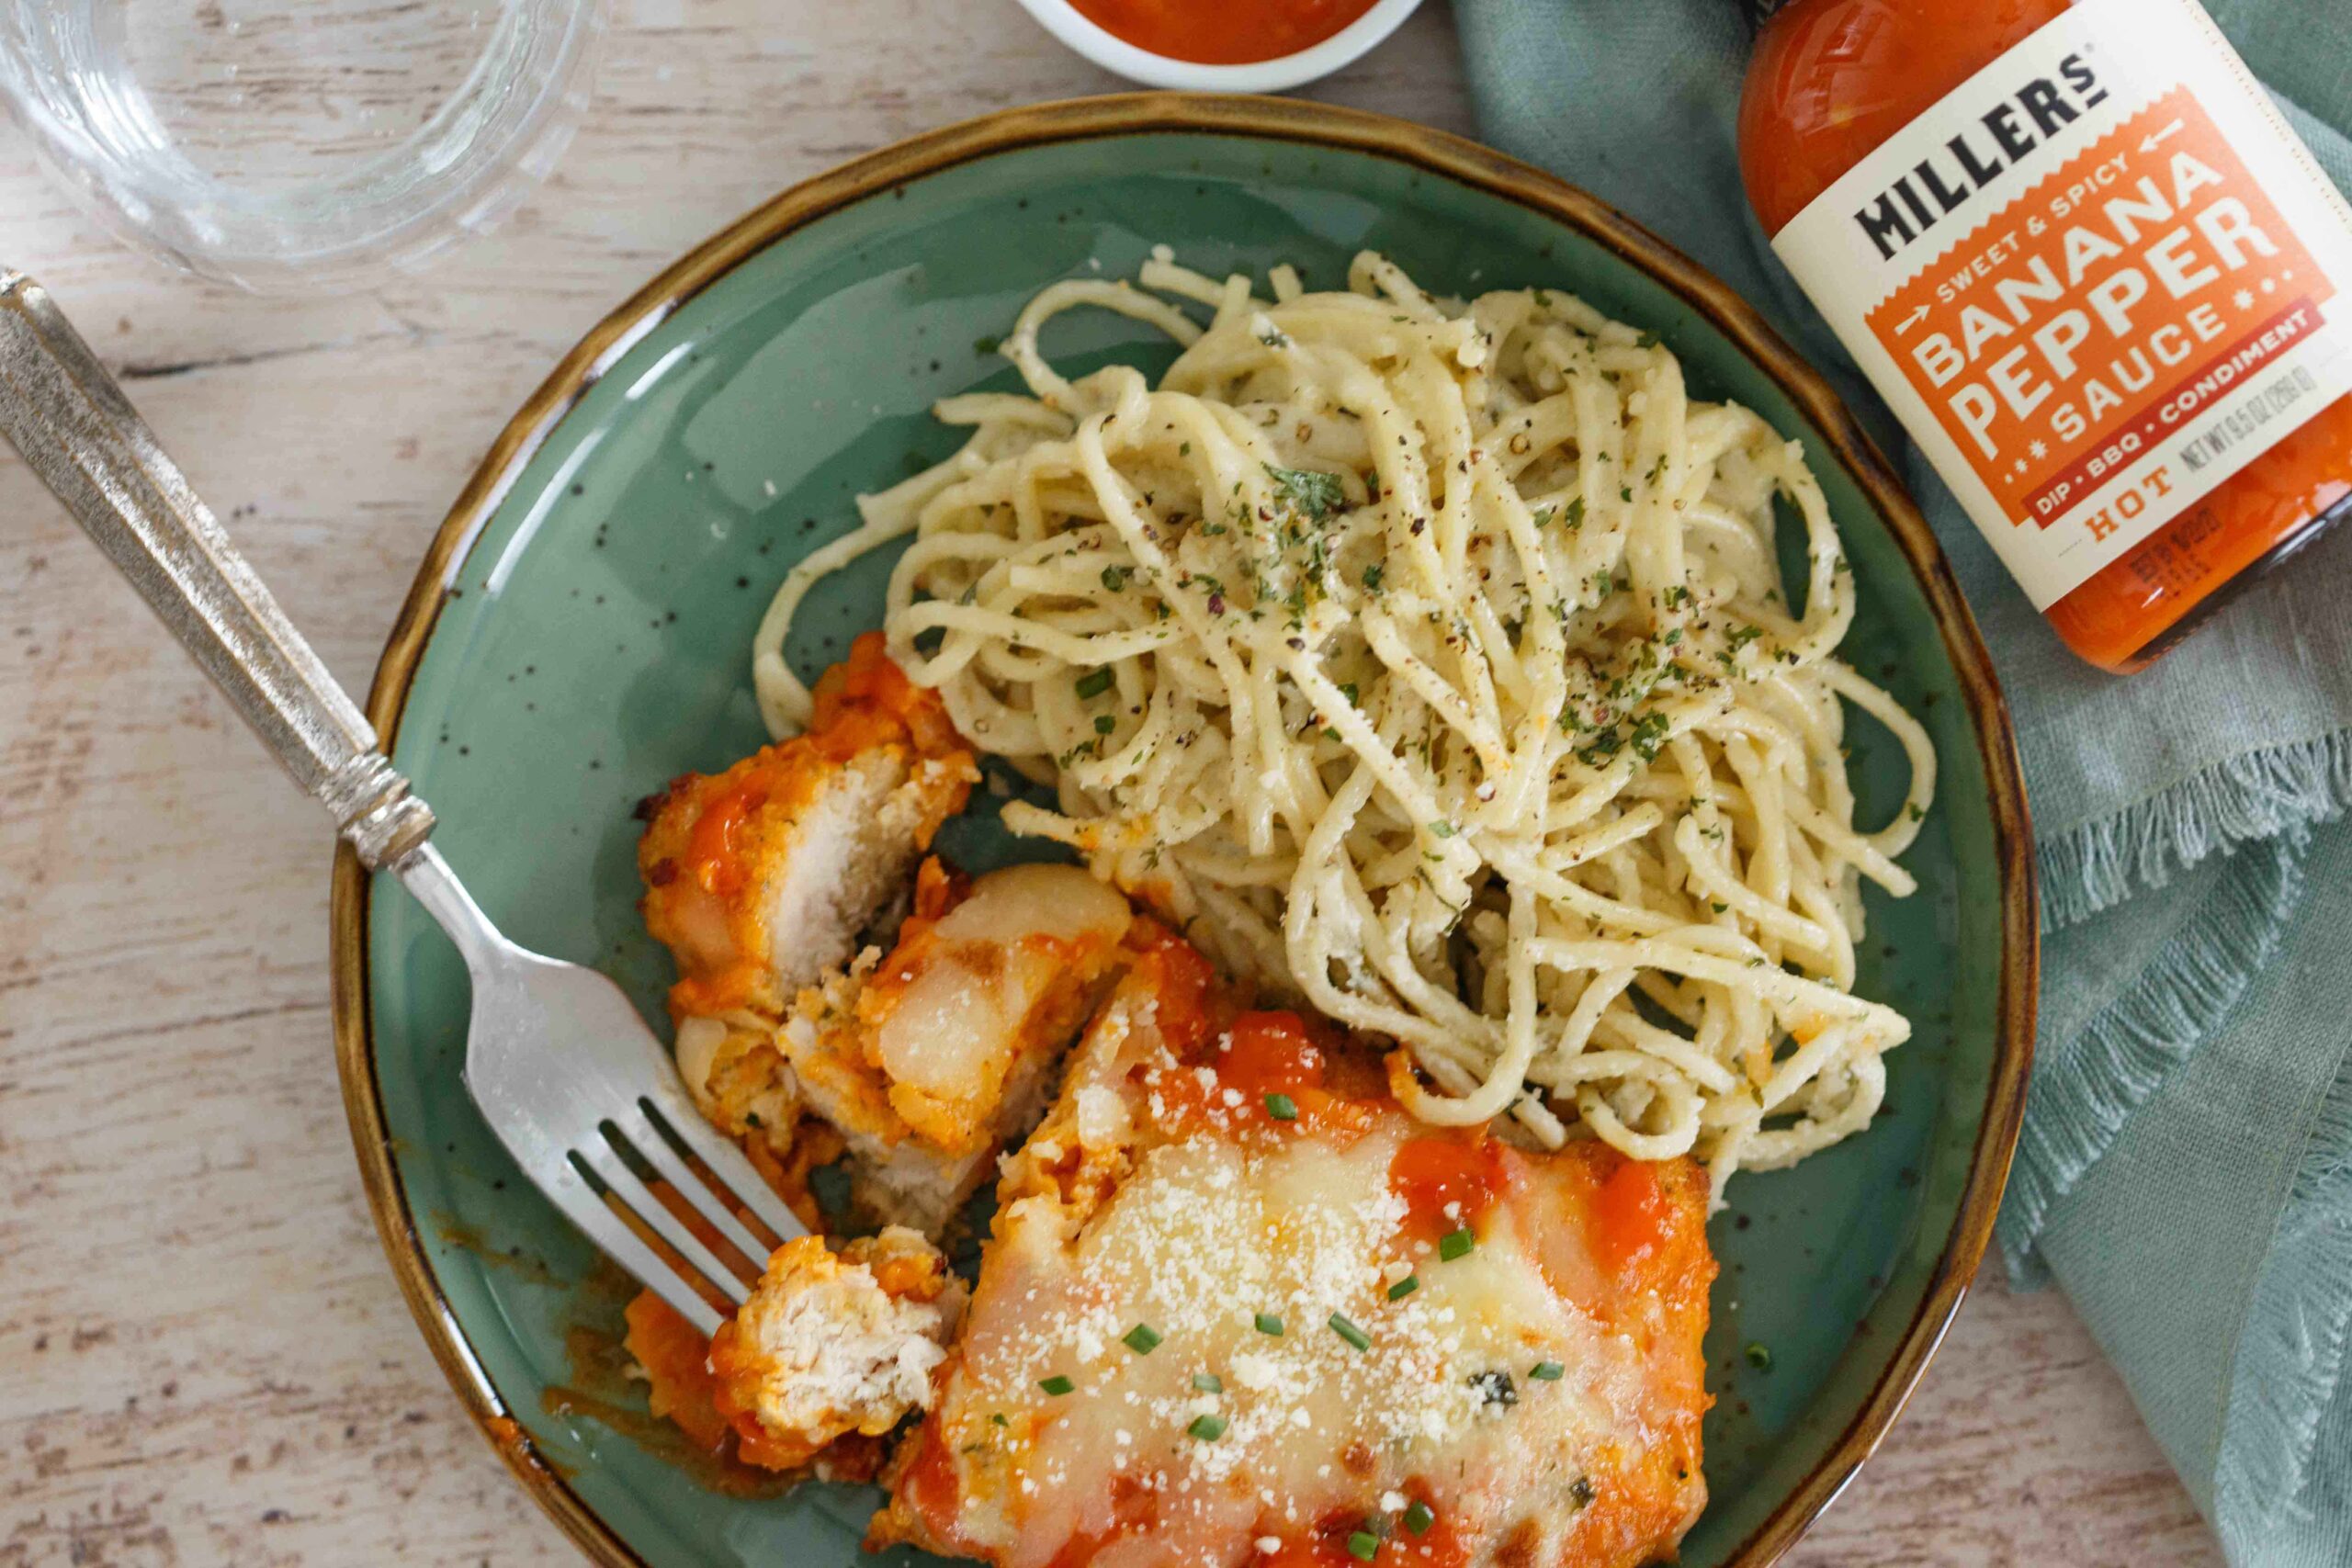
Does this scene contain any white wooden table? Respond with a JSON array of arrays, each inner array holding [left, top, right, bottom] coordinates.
[[0, 4, 2225, 1563]]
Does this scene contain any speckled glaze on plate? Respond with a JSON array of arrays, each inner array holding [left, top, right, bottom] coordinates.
[[328, 94, 2036, 1568]]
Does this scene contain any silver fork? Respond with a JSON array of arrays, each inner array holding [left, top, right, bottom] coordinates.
[[0, 270, 805, 1338]]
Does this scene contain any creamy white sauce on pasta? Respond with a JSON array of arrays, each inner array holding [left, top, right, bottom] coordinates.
[[752, 249, 1936, 1196]]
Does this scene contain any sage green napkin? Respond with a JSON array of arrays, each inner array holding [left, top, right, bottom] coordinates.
[[1455, 3, 2352, 1562]]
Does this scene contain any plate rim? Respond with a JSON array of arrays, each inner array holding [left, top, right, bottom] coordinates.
[[327, 89, 2040, 1568]]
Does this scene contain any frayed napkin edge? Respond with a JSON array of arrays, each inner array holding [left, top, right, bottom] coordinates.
[[1999, 836, 2307, 1285], [2214, 1046, 2352, 1562], [2039, 732, 2352, 931]]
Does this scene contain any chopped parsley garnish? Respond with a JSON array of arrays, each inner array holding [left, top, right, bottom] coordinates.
[[1329, 1313, 1373, 1351], [1428, 819, 1456, 839], [1100, 565, 1127, 592], [1192, 1372, 1224, 1394], [1361, 561, 1385, 592], [1038, 1374, 1075, 1396], [1717, 623, 1766, 672], [1403, 1501, 1436, 1536], [1628, 711, 1672, 762], [1122, 1323, 1163, 1355], [1563, 494, 1586, 529], [1187, 1413, 1229, 1442], [1094, 715, 1115, 736], [1745, 1341, 1773, 1371], [1531, 1360, 1566, 1382], [1347, 1530, 1381, 1562], [1577, 728, 1626, 766], [1386, 1274, 1420, 1302], [1264, 463, 1345, 520], [1265, 1092, 1299, 1122], [1438, 1227, 1476, 1261], [1075, 668, 1114, 699], [1254, 1312, 1284, 1337]]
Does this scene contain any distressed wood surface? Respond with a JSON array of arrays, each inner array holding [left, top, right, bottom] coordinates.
[[0, 2, 2220, 1563]]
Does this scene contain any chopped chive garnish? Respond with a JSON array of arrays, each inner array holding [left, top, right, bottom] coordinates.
[[1438, 1227, 1476, 1261], [1386, 1274, 1420, 1302], [1254, 1312, 1284, 1337], [1186, 1413, 1228, 1441], [1123, 1323, 1163, 1355], [1265, 1092, 1299, 1122], [1038, 1374, 1075, 1395], [1531, 1360, 1566, 1382], [1192, 1372, 1224, 1393], [1745, 1341, 1773, 1371], [1347, 1529, 1381, 1561], [1075, 668, 1114, 699], [1329, 1313, 1372, 1351], [1403, 1501, 1435, 1536]]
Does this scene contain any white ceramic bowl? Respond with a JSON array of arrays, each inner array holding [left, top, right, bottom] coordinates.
[[1012, 0, 1426, 92]]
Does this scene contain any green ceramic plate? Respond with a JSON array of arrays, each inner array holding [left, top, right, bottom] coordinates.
[[333, 95, 2034, 1568]]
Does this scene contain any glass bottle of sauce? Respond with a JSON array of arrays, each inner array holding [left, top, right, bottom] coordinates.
[[1741, 0, 2352, 671]]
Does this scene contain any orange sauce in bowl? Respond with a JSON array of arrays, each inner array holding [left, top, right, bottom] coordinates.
[[1067, 0, 1382, 64]]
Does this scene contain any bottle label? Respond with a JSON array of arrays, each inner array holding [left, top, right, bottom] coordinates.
[[1771, 0, 2352, 609]]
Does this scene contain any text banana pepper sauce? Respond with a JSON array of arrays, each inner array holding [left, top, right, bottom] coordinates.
[[1742, 0, 2352, 671]]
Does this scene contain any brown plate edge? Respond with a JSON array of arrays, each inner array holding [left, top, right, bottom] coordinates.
[[325, 89, 2041, 1568]]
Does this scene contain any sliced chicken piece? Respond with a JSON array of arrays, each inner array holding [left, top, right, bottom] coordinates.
[[704, 1228, 967, 1472], [778, 861, 1136, 1235], [662, 854, 1136, 1236], [638, 631, 978, 1020]]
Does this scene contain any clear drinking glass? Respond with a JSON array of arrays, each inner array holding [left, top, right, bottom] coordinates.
[[0, 0, 605, 292]]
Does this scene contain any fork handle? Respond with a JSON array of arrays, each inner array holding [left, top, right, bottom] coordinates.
[[0, 271, 434, 870]]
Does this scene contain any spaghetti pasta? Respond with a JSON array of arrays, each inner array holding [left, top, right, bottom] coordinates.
[[753, 249, 1935, 1196]]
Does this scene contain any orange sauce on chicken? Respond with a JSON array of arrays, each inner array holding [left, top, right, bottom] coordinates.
[[1260, 1496, 1472, 1568], [637, 631, 975, 1019], [1589, 1155, 1673, 1280], [1386, 1135, 1510, 1247]]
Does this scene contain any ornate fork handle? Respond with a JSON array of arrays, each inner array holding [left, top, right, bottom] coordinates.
[[0, 271, 434, 870]]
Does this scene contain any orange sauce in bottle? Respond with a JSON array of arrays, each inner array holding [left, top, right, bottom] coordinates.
[[1741, 0, 2352, 671], [1066, 0, 1380, 65]]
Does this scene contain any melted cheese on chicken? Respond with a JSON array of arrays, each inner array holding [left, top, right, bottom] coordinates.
[[875, 932, 1714, 1568]]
